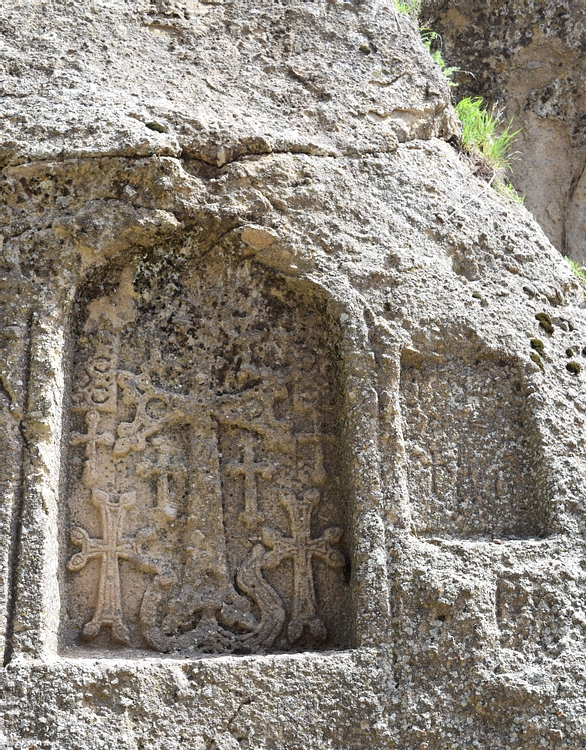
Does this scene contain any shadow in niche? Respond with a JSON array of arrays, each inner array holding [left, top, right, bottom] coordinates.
[[59, 245, 354, 657], [399, 345, 549, 541]]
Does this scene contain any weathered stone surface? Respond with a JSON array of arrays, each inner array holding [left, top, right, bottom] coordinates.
[[0, 0, 455, 164], [420, 0, 586, 262], [2, 0, 586, 748]]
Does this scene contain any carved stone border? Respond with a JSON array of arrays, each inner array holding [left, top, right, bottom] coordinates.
[[9, 307, 68, 660]]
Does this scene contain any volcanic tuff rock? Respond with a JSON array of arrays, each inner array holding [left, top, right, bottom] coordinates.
[[1, 1, 586, 748], [421, 0, 586, 263]]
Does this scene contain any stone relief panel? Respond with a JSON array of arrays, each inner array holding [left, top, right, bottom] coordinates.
[[400, 353, 542, 540], [63, 251, 349, 655]]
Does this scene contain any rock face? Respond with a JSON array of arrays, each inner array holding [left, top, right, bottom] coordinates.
[[2, 1, 586, 748], [420, 0, 586, 262]]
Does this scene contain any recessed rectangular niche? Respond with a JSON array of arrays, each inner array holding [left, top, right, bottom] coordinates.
[[62, 250, 350, 656], [400, 352, 542, 540]]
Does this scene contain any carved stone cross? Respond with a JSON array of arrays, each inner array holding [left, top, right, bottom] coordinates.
[[136, 437, 186, 521], [225, 432, 273, 528], [67, 488, 157, 644], [261, 488, 344, 643]]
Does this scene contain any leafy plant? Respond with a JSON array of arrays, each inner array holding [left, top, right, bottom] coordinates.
[[565, 256, 586, 285], [454, 96, 524, 203], [421, 29, 460, 86], [495, 179, 525, 204], [394, 0, 422, 17], [399, 13, 524, 205]]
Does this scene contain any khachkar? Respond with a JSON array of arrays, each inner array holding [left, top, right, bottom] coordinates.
[[65, 260, 349, 654]]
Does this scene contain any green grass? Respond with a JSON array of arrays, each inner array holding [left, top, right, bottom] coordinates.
[[565, 256, 586, 285], [455, 97, 521, 172], [396, 12, 524, 205], [494, 179, 525, 204], [454, 96, 524, 203]]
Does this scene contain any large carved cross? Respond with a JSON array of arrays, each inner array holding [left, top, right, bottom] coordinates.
[[261, 488, 344, 643], [110, 368, 256, 637], [225, 432, 273, 528], [67, 488, 157, 644]]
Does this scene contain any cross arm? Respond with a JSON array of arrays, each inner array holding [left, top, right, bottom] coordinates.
[[255, 464, 274, 480], [67, 527, 103, 572], [225, 460, 246, 477], [311, 527, 345, 570], [261, 527, 295, 568], [117, 544, 161, 575]]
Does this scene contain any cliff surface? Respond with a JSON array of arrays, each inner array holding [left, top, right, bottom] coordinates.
[[421, 0, 586, 262], [1, 2, 586, 749]]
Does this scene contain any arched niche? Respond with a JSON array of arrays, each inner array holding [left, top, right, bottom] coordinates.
[[61, 246, 351, 655]]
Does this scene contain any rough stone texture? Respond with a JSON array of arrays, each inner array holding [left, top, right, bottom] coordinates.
[[420, 0, 586, 262], [2, 1, 586, 748], [400, 352, 542, 540]]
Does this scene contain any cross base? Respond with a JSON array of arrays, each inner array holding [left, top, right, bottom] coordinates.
[[82, 615, 130, 645]]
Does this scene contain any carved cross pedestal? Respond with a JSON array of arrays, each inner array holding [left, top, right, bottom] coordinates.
[[262, 488, 344, 643], [67, 488, 154, 645]]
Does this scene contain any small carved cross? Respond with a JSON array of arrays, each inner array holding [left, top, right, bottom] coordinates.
[[70, 409, 115, 487], [292, 387, 327, 487], [261, 488, 344, 643], [225, 432, 273, 528], [67, 488, 156, 645], [136, 437, 186, 521]]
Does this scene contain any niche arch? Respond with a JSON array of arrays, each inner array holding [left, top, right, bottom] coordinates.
[[61, 244, 352, 655]]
